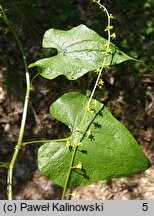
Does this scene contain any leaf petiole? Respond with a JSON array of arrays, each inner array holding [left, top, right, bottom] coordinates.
[[0, 162, 9, 169], [22, 137, 69, 146]]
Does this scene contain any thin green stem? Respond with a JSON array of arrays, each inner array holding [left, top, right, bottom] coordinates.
[[7, 72, 30, 200], [87, 71, 102, 108], [61, 145, 78, 200], [0, 4, 31, 200], [0, 5, 28, 73], [61, 1, 112, 199], [88, 2, 111, 108], [61, 111, 87, 199], [22, 138, 69, 147], [30, 73, 39, 89], [0, 162, 9, 169]]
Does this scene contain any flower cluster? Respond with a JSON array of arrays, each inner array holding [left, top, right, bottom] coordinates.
[[98, 78, 104, 89], [92, 0, 117, 90]]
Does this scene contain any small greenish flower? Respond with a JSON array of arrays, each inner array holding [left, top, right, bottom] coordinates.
[[76, 142, 82, 147], [66, 139, 71, 148], [74, 161, 83, 169], [109, 14, 114, 19], [105, 25, 113, 31], [70, 192, 77, 199], [111, 33, 116, 39], [106, 48, 112, 54], [103, 48, 112, 56], [103, 63, 110, 69], [86, 130, 92, 138], [85, 105, 94, 113], [65, 191, 77, 199], [93, 0, 100, 3], [95, 68, 101, 73], [91, 99, 97, 106], [98, 78, 104, 89], [76, 127, 82, 133]]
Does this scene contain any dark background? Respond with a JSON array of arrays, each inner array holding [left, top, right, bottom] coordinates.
[[0, 0, 153, 199]]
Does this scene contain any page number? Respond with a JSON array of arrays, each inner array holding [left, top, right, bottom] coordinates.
[[142, 203, 148, 211]]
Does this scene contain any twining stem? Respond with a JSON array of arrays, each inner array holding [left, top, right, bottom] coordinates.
[[0, 5, 28, 73], [62, 1, 112, 199], [7, 73, 30, 199], [87, 2, 111, 108], [61, 145, 78, 200], [7, 73, 30, 200], [22, 137, 69, 147], [0, 5, 31, 200], [61, 111, 88, 199]]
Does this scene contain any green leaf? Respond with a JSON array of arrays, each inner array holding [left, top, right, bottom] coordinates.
[[38, 92, 150, 188], [32, 24, 133, 80]]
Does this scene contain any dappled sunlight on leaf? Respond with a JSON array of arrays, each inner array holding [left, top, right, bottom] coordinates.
[[32, 25, 133, 80], [38, 92, 150, 188]]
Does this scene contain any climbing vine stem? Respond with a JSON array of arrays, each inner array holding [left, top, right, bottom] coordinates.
[[62, 0, 113, 199], [88, 0, 112, 108], [0, 4, 31, 200]]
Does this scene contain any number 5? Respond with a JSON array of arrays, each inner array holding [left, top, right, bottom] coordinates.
[[142, 203, 148, 211]]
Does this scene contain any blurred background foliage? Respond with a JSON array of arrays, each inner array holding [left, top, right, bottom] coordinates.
[[0, 0, 153, 134]]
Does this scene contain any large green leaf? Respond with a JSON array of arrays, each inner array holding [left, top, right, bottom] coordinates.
[[31, 24, 133, 80], [38, 92, 150, 188]]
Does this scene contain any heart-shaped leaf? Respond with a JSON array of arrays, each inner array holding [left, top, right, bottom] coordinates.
[[38, 92, 150, 188], [31, 24, 133, 80]]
